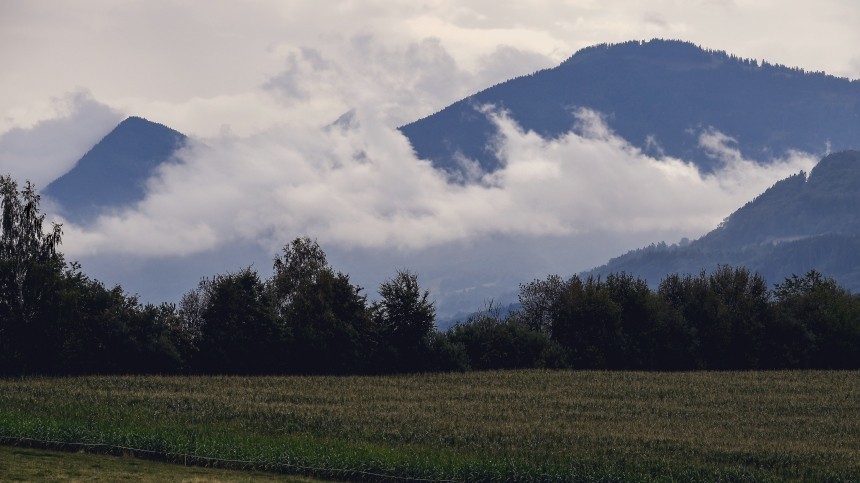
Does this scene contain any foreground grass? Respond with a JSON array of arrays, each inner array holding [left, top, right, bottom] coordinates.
[[0, 371, 857, 481], [0, 444, 322, 482]]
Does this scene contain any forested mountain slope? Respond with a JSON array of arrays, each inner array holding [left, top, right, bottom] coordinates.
[[400, 39, 860, 176], [585, 151, 860, 289], [43, 116, 186, 224]]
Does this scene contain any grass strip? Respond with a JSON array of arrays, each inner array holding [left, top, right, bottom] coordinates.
[[0, 443, 323, 482]]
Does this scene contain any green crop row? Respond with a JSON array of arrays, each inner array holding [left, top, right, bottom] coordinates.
[[0, 370, 858, 481]]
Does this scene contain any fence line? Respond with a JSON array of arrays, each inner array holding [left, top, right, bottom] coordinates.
[[0, 434, 461, 482]]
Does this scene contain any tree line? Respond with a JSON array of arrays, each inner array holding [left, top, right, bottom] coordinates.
[[1, 175, 858, 375]]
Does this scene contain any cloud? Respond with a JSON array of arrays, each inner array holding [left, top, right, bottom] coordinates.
[[474, 46, 556, 88], [4, 1, 858, 143], [59, 106, 817, 261], [0, 90, 121, 188], [696, 128, 816, 194], [264, 35, 477, 128]]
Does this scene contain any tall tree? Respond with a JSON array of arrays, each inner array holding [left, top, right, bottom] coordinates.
[[286, 268, 372, 373], [372, 270, 435, 370], [551, 276, 623, 369], [706, 265, 771, 369], [772, 270, 860, 368], [270, 236, 329, 312], [181, 268, 279, 374], [270, 237, 374, 373], [0, 176, 64, 373], [518, 274, 565, 335]]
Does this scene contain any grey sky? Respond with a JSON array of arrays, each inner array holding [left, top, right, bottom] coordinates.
[[2, 1, 858, 136]]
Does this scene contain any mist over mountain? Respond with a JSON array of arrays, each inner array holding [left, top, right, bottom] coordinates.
[[32, 40, 860, 318], [43, 116, 186, 224], [585, 150, 860, 289], [400, 39, 860, 177]]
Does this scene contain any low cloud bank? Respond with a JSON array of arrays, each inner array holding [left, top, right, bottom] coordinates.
[[59, 107, 817, 260]]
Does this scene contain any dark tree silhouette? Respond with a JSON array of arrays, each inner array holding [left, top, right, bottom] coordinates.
[[0, 176, 64, 373], [372, 270, 436, 371]]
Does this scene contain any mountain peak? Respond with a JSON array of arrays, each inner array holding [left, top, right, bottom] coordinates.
[[43, 116, 187, 224], [561, 39, 714, 65], [118, 115, 181, 131]]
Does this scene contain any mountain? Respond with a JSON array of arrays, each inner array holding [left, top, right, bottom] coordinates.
[[43, 116, 186, 224], [400, 39, 860, 176], [585, 150, 860, 290], [37, 42, 860, 315]]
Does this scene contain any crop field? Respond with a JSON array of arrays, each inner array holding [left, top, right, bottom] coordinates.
[[0, 370, 858, 481]]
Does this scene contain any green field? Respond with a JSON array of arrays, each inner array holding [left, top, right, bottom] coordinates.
[[0, 371, 858, 481]]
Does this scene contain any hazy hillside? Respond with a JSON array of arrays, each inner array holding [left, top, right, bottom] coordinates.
[[400, 39, 860, 176], [43, 116, 186, 224], [585, 150, 860, 289]]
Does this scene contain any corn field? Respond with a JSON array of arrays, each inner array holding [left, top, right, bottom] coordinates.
[[0, 370, 858, 481]]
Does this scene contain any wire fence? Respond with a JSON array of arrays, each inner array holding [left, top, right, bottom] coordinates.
[[0, 434, 461, 482]]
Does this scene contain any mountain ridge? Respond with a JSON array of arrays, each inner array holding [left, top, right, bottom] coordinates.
[[400, 39, 860, 177], [584, 150, 860, 290]]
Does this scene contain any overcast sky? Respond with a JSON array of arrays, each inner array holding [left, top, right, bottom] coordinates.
[[0, 0, 856, 308], [3, 1, 859, 137]]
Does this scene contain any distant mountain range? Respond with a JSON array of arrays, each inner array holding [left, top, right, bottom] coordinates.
[[47, 40, 860, 223], [43, 116, 186, 224], [400, 39, 860, 176], [585, 150, 860, 290], [37, 39, 860, 310]]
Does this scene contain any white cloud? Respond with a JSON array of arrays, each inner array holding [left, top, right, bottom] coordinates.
[[114, 91, 295, 139], [0, 90, 121, 188], [59, 107, 816, 260]]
